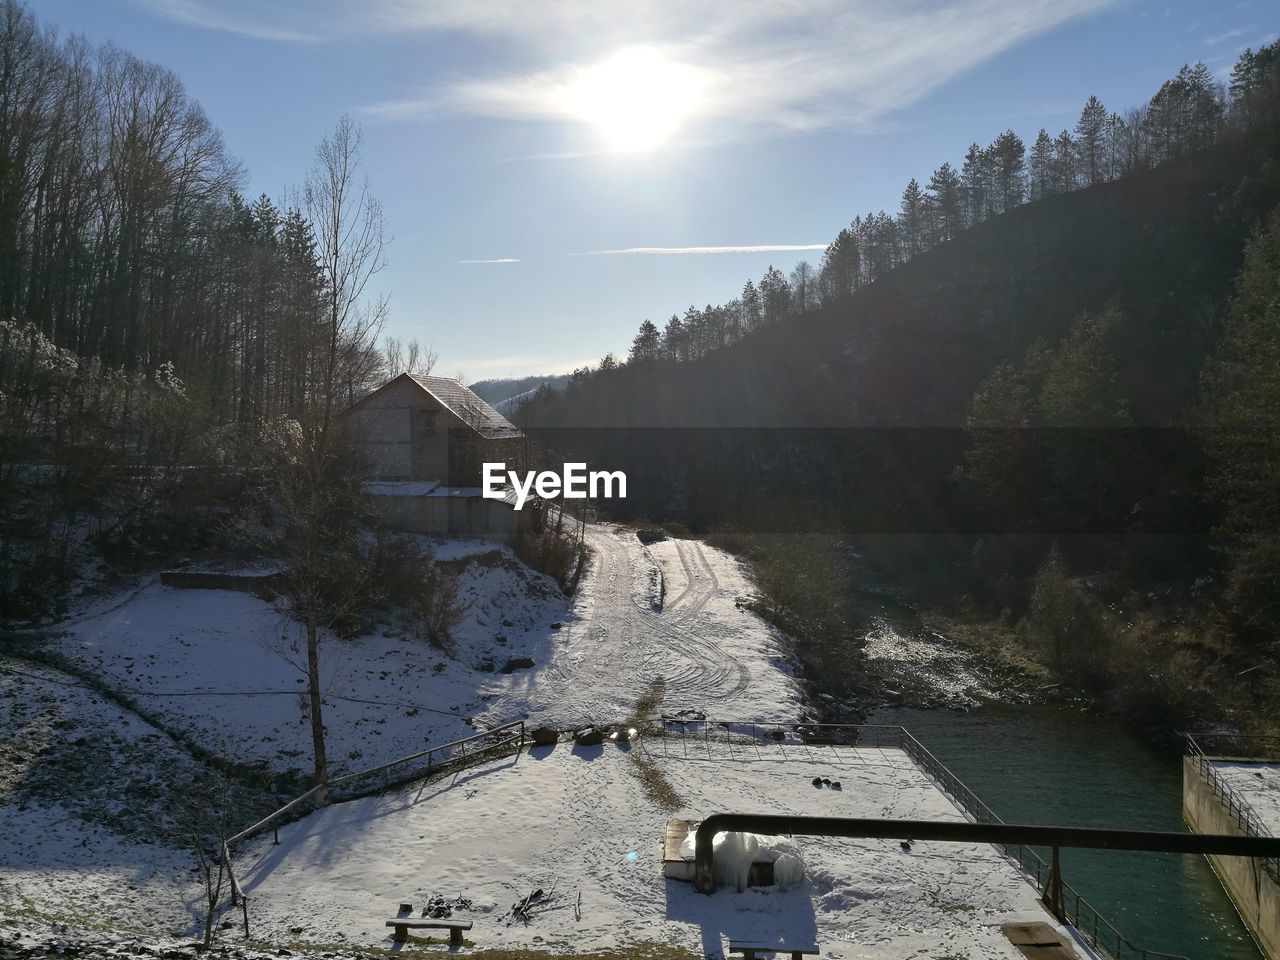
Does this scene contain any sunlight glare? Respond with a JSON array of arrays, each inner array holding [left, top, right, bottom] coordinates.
[[561, 47, 710, 153]]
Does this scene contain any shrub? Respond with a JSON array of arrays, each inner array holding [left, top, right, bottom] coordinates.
[[371, 537, 468, 650]]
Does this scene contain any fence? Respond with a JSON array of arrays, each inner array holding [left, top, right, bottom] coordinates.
[[218, 719, 526, 934], [638, 717, 1189, 960], [1184, 732, 1280, 883]]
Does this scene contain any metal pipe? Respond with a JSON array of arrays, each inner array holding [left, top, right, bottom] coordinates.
[[691, 814, 1280, 894]]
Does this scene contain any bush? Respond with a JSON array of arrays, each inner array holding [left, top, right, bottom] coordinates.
[[371, 538, 468, 650], [514, 514, 585, 592]]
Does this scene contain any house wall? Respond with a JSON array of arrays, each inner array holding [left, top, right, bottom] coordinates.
[[344, 378, 449, 481]]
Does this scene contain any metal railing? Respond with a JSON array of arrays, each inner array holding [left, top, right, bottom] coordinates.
[[638, 717, 1190, 960], [218, 719, 526, 935], [1184, 733, 1280, 882], [899, 727, 1189, 960]]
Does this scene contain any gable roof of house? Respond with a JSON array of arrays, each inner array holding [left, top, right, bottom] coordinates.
[[341, 372, 517, 440], [404, 374, 522, 439]]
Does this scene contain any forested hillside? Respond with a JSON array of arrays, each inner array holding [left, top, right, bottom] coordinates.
[[521, 42, 1280, 730], [0, 0, 394, 616]]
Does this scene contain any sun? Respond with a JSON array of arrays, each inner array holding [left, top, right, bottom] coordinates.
[[560, 47, 710, 153]]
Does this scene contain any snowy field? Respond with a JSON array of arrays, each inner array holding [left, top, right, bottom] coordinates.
[[1, 524, 1080, 957], [45, 526, 803, 778], [1212, 761, 1280, 836], [235, 740, 1080, 959], [0, 657, 231, 936]]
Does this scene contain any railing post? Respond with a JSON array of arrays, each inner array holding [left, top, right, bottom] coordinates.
[[1041, 845, 1064, 923]]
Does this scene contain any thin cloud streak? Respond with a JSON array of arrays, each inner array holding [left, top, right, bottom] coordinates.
[[133, 0, 320, 41], [572, 244, 828, 256], [459, 258, 521, 264]]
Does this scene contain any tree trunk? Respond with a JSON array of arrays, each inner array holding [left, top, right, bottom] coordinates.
[[305, 602, 327, 797]]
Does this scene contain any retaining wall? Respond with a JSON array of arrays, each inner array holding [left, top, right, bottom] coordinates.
[[1183, 757, 1280, 960]]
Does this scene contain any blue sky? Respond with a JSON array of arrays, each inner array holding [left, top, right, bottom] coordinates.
[[32, 0, 1274, 380]]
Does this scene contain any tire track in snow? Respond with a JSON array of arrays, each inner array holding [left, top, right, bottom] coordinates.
[[525, 526, 755, 723]]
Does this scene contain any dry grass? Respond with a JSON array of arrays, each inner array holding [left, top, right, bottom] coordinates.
[[624, 678, 684, 813]]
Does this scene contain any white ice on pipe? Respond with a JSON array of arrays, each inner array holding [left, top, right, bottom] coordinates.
[[679, 829, 805, 891]]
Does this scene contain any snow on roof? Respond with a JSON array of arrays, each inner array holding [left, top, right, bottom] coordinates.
[[404, 373, 523, 440]]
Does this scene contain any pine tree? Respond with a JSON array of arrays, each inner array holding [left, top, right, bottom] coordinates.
[[899, 178, 927, 257], [1075, 96, 1108, 185], [988, 130, 1026, 215], [927, 162, 962, 240], [759, 266, 792, 327], [1029, 130, 1054, 200], [629, 319, 661, 365], [740, 278, 763, 332], [1052, 130, 1077, 193], [661, 314, 685, 363], [1203, 211, 1280, 637], [961, 143, 990, 225], [819, 227, 859, 301]]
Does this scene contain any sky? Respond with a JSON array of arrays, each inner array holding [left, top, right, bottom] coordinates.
[[31, 0, 1275, 381]]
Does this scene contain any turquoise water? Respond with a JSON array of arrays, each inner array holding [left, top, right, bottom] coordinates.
[[867, 704, 1262, 960]]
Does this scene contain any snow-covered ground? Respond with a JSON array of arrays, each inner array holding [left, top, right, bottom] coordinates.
[[45, 526, 801, 778], [1212, 761, 1280, 836], [528, 529, 804, 724], [861, 622, 1002, 710], [3, 524, 1081, 957], [47, 540, 571, 776], [234, 739, 1080, 959], [0, 657, 233, 937]]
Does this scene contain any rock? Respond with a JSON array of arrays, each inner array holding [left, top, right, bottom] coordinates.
[[500, 656, 535, 674], [530, 727, 558, 747], [574, 727, 605, 746]]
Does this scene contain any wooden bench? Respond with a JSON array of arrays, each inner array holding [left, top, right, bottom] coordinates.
[[385, 917, 473, 945], [727, 942, 819, 960]]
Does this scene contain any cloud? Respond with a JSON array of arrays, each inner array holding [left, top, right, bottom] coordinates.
[[362, 0, 1118, 139], [132, 0, 320, 41], [1205, 26, 1252, 46], [137, 0, 1118, 140], [459, 258, 521, 264], [572, 244, 829, 256]]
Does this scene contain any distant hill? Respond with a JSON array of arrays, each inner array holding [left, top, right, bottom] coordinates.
[[468, 374, 569, 414]]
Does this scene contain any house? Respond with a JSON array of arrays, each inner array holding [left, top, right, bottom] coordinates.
[[338, 373, 533, 540]]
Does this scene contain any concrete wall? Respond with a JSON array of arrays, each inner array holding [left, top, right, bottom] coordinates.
[[1183, 757, 1280, 960], [370, 495, 526, 542]]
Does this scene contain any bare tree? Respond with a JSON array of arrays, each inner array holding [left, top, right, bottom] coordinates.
[[405, 337, 437, 375], [265, 114, 389, 794], [304, 114, 389, 432], [383, 335, 404, 377]]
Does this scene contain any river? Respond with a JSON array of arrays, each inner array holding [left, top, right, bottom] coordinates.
[[865, 702, 1261, 959]]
